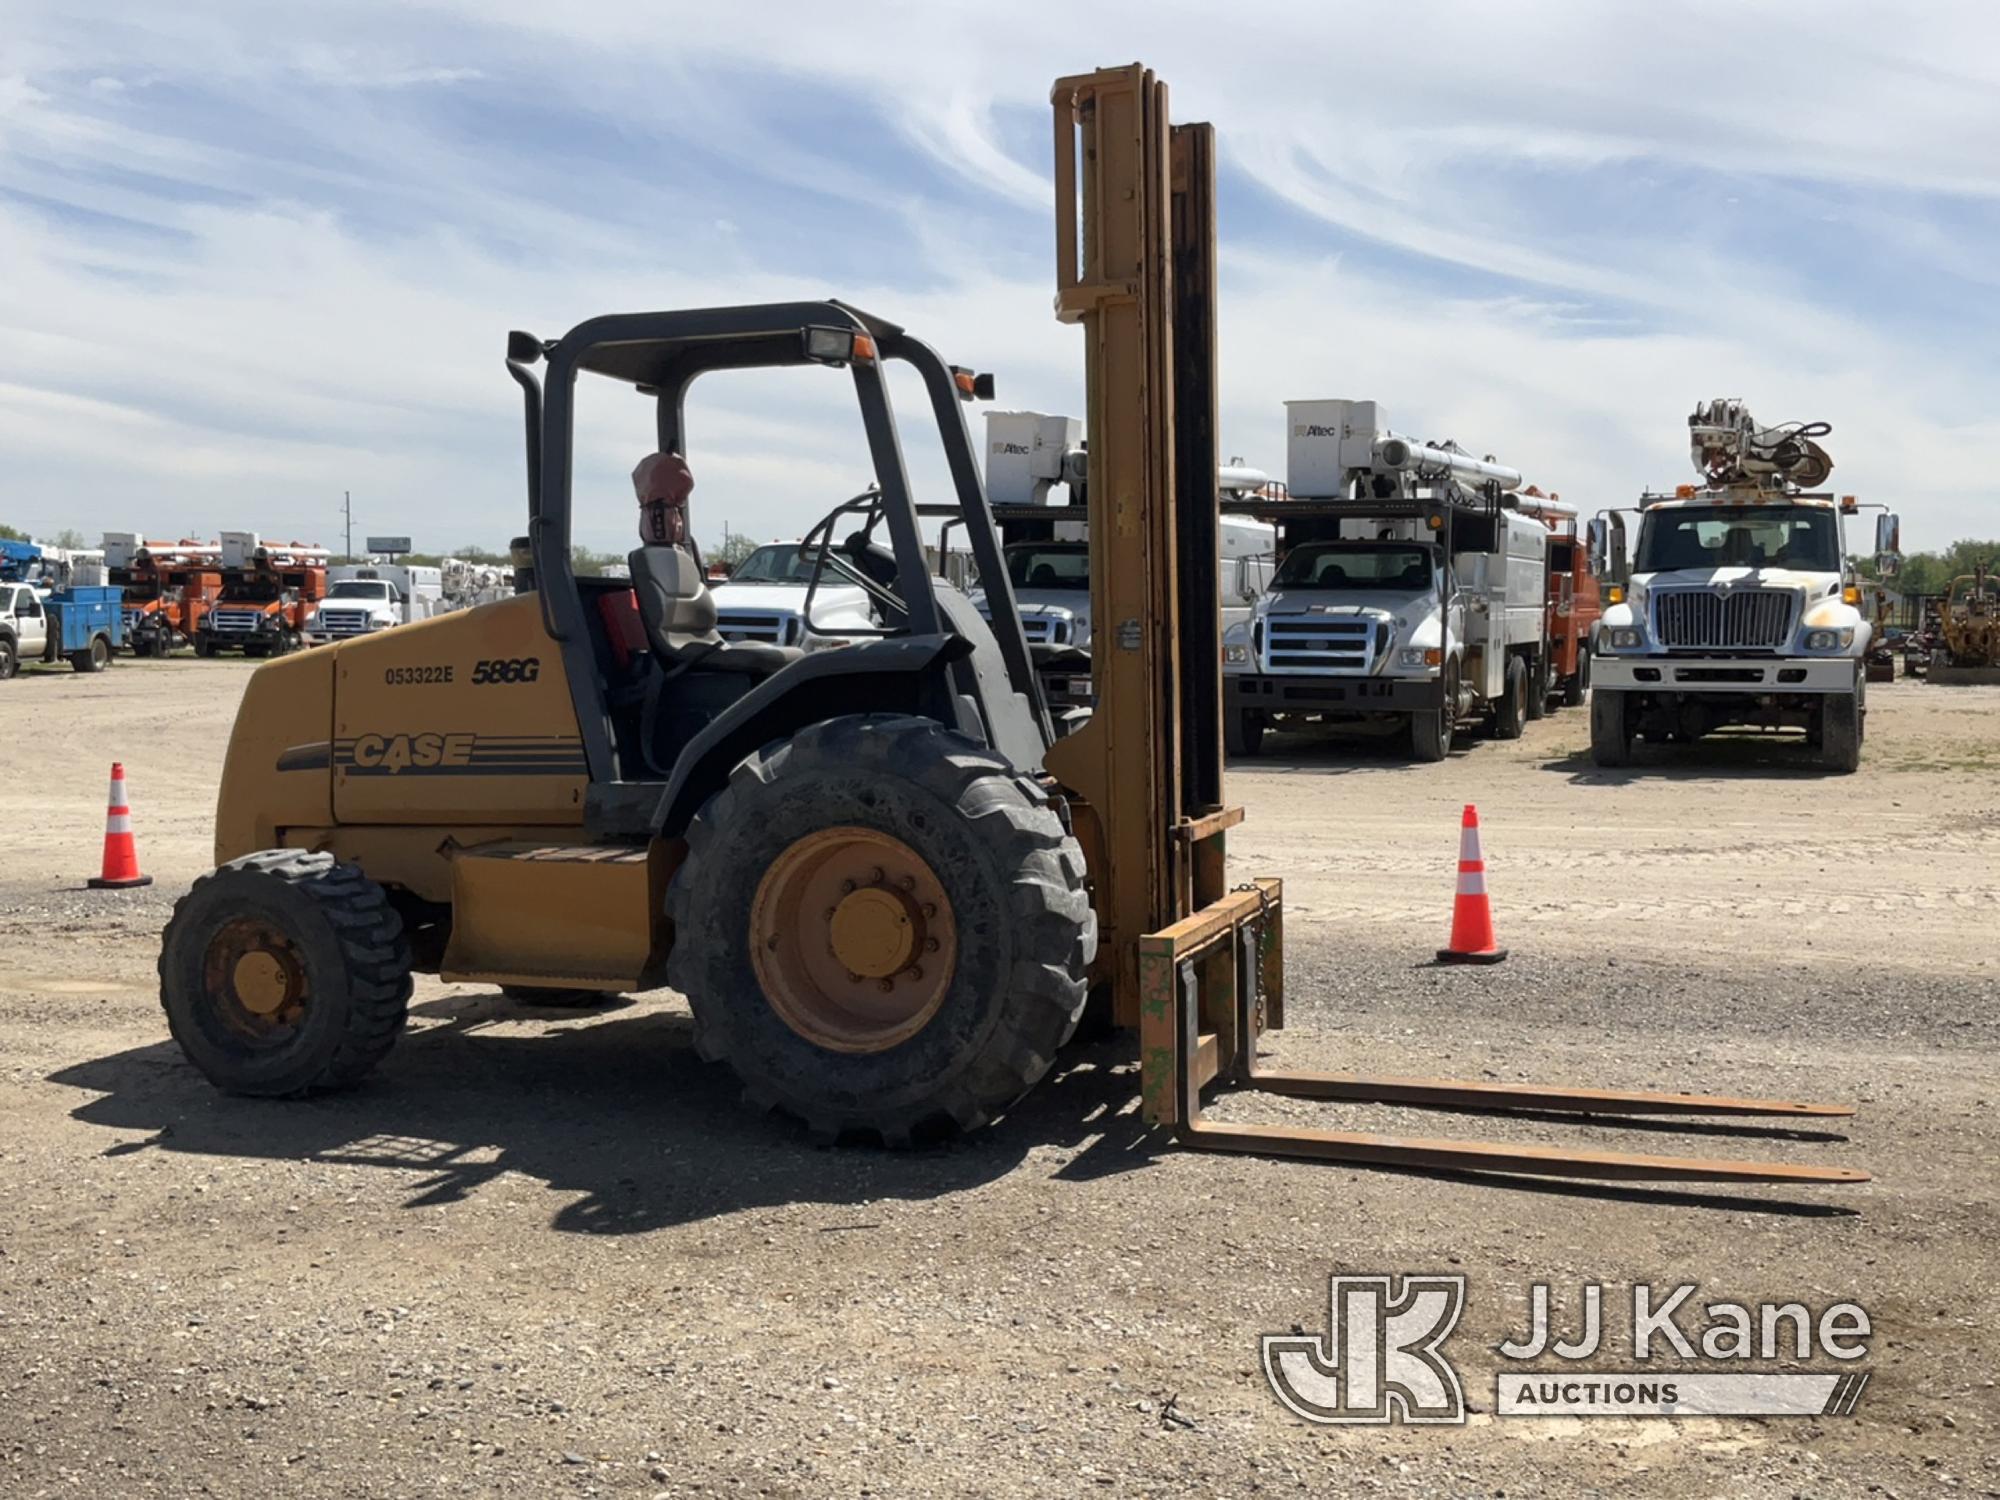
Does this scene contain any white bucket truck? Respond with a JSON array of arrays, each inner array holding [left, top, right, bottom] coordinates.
[[1588, 399, 1900, 772], [1221, 399, 1551, 761], [976, 409, 1276, 724], [304, 563, 445, 646]]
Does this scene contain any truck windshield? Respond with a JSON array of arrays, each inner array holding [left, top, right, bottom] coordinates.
[[1635, 506, 1839, 572], [728, 545, 816, 584], [1004, 545, 1090, 591], [1273, 544, 1434, 591], [328, 581, 393, 599]]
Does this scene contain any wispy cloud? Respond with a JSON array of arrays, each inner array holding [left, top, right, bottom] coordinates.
[[2, 1, 1997, 554]]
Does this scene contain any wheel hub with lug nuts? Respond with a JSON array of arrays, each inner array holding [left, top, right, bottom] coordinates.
[[750, 826, 957, 1054], [201, 917, 309, 1041]]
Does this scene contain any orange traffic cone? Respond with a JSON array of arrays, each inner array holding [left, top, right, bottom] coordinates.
[[1436, 803, 1504, 964], [88, 763, 153, 890]]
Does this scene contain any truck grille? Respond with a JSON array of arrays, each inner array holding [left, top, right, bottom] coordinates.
[[1019, 614, 1073, 645], [317, 610, 376, 637], [1263, 617, 1378, 673], [208, 609, 266, 635], [716, 611, 798, 645], [1652, 589, 1795, 651]]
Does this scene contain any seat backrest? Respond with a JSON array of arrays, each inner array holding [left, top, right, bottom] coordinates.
[[628, 546, 720, 660]]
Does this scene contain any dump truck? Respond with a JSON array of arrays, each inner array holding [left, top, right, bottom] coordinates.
[[152, 63, 1864, 1190], [1221, 400, 1551, 760], [195, 533, 328, 657], [1590, 401, 1900, 771]]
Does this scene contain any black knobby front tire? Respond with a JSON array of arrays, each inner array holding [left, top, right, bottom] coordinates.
[[159, 850, 413, 1096], [193, 636, 215, 658], [666, 714, 1095, 1146], [1225, 707, 1264, 758], [1493, 654, 1528, 740], [1590, 687, 1632, 767]]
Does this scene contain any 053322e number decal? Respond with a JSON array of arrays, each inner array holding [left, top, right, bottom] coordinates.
[[383, 664, 453, 686], [471, 656, 541, 685]]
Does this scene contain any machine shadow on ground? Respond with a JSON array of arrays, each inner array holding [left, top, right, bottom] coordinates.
[[1540, 737, 1848, 784], [46, 995, 1157, 1238], [1225, 727, 1494, 772]]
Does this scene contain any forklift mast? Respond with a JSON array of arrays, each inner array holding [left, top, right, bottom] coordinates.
[[1043, 66, 1239, 1020], [1044, 64, 1865, 1186]]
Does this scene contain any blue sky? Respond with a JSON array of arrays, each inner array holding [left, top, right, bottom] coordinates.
[[5, 1, 1999, 555]]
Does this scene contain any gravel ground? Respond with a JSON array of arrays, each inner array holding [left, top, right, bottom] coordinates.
[[1, 661, 1996, 1498]]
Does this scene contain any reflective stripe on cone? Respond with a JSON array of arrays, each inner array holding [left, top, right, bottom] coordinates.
[[1438, 802, 1504, 964], [88, 761, 152, 890]]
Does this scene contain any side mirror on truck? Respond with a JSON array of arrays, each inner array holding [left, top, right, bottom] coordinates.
[[1874, 512, 1902, 577], [1588, 515, 1628, 585]]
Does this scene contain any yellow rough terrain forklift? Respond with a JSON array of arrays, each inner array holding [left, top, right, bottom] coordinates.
[[159, 63, 1863, 1186]]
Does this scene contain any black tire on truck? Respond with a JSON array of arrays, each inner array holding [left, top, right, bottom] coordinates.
[[1819, 687, 1862, 774], [70, 635, 111, 673], [1563, 644, 1590, 707], [1590, 686, 1633, 766], [1492, 653, 1529, 740], [1526, 651, 1550, 720], [1409, 664, 1455, 762], [0, 633, 16, 681], [159, 851, 414, 1096], [1225, 707, 1264, 758], [666, 714, 1096, 1146], [194, 636, 215, 658]]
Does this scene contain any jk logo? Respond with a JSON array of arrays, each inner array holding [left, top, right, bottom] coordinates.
[[1262, 1275, 1467, 1425]]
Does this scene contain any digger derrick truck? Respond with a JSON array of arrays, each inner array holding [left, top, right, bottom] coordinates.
[[1590, 400, 1900, 772], [1220, 401, 1551, 761], [152, 63, 1863, 1189], [196, 533, 329, 658]]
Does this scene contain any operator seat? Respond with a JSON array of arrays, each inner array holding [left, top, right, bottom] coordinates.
[[627, 545, 799, 678]]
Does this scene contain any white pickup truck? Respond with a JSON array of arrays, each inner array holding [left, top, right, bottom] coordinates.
[[710, 543, 878, 650], [0, 582, 47, 679]]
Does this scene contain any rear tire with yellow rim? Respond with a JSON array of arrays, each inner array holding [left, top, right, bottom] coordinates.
[[667, 715, 1094, 1145]]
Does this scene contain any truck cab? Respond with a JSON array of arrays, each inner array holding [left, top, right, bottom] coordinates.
[[709, 542, 878, 650], [0, 582, 48, 678]]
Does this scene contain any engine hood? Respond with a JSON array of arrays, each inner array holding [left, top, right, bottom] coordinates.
[[1263, 589, 1427, 623], [1635, 565, 1836, 594]]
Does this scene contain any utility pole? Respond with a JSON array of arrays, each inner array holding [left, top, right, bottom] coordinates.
[[342, 490, 353, 561]]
